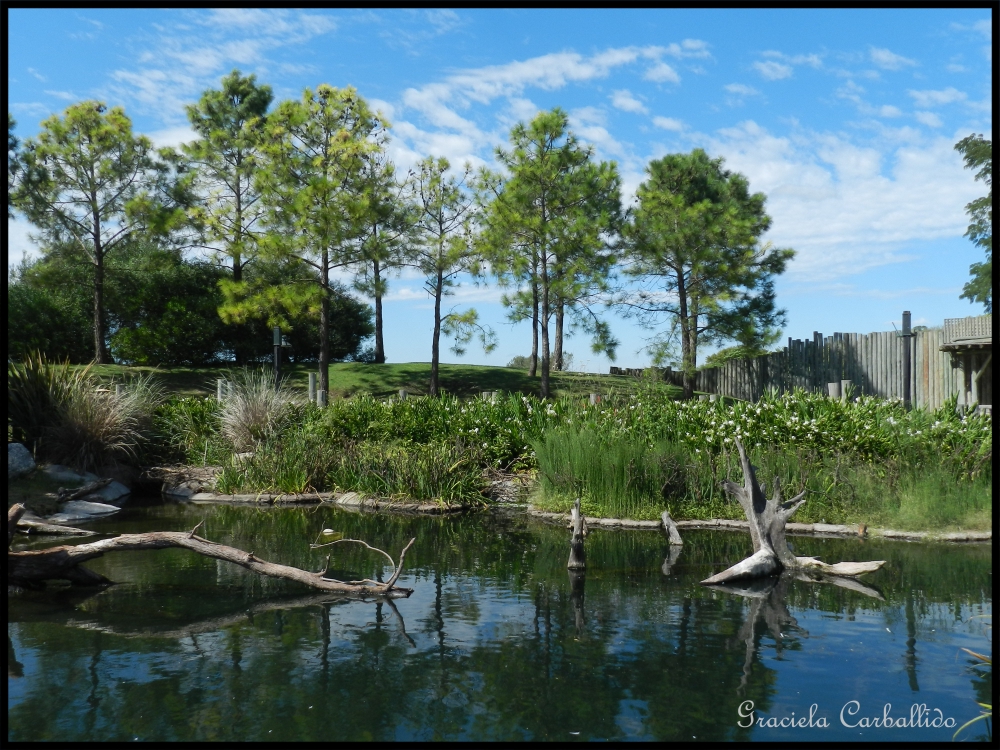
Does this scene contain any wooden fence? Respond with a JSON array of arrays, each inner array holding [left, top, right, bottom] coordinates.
[[613, 314, 991, 411]]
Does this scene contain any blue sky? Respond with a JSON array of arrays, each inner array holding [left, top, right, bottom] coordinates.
[[7, 8, 993, 369]]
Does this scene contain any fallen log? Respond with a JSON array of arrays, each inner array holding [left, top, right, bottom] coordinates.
[[7, 505, 415, 598], [700, 438, 886, 585]]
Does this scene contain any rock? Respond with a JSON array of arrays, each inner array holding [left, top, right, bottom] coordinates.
[[88, 480, 131, 504], [163, 483, 196, 499], [41, 464, 87, 483], [8, 443, 36, 479], [62, 500, 122, 516]]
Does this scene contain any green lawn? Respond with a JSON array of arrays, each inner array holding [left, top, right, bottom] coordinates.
[[84, 362, 683, 401]]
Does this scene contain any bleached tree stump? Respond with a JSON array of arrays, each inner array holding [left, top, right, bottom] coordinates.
[[567, 498, 587, 570], [700, 438, 885, 585]]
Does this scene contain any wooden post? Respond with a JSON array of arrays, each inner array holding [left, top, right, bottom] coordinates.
[[273, 326, 282, 390], [709, 394, 718, 403], [567, 498, 586, 570], [309, 373, 317, 404], [317, 390, 327, 408], [227, 381, 234, 399], [217, 379, 225, 402], [840, 379, 852, 402], [698, 394, 709, 402], [399, 389, 407, 400], [827, 382, 840, 399], [901, 311, 912, 409], [589, 393, 600, 405], [115, 384, 124, 397]]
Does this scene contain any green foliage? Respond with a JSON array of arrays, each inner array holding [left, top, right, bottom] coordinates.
[[148, 396, 223, 465], [7, 259, 93, 362], [410, 156, 492, 395], [107, 245, 232, 365], [701, 344, 772, 369], [11, 100, 182, 363], [8, 112, 18, 217], [47, 372, 165, 472], [620, 149, 793, 395], [954, 134, 992, 312], [529, 387, 991, 527], [476, 108, 622, 396], [8, 352, 164, 471], [8, 352, 92, 451], [325, 440, 487, 503], [225, 84, 387, 392]]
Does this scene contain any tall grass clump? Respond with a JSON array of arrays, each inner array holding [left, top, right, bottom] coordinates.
[[218, 368, 299, 453], [8, 352, 92, 451], [8, 352, 165, 472]]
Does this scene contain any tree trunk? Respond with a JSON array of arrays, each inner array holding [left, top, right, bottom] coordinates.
[[540, 249, 551, 399], [676, 270, 693, 399], [567, 498, 587, 569], [93, 245, 108, 364], [373, 257, 385, 364], [700, 438, 885, 585], [430, 272, 443, 397], [554, 300, 564, 371], [319, 250, 330, 393], [530, 271, 539, 378], [232, 254, 247, 365], [8, 504, 415, 598]]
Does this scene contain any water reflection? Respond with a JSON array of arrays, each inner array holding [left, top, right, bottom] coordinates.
[[7, 505, 992, 742]]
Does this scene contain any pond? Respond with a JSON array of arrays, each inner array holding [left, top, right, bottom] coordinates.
[[7, 502, 993, 742]]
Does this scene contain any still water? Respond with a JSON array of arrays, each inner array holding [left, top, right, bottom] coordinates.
[[7, 502, 993, 742]]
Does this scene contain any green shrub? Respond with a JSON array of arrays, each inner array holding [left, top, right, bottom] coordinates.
[[8, 352, 164, 471]]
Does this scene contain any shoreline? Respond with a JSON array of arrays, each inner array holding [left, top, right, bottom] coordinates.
[[160, 481, 992, 542]]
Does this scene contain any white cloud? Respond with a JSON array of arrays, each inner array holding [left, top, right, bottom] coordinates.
[[610, 89, 648, 114], [424, 9, 462, 34], [724, 83, 760, 96], [878, 105, 902, 118], [9, 102, 52, 118], [7, 217, 40, 272], [951, 19, 992, 40], [907, 87, 967, 107], [762, 50, 823, 68], [659, 39, 712, 59], [26, 68, 46, 81], [946, 63, 966, 73], [643, 61, 681, 84], [652, 116, 684, 131], [44, 90, 78, 101], [106, 9, 338, 122], [753, 60, 793, 80], [913, 111, 942, 128], [697, 121, 979, 281], [869, 46, 917, 70], [145, 125, 198, 148]]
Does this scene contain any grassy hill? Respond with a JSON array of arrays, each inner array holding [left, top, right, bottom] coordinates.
[[85, 362, 683, 400]]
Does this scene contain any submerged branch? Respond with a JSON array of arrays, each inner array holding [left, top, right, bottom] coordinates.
[[8, 529, 415, 599]]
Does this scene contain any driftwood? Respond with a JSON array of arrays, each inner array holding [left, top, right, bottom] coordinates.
[[58, 478, 112, 502], [7, 504, 415, 598], [661, 510, 684, 546], [661, 544, 683, 576], [567, 498, 587, 570], [700, 438, 886, 585]]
